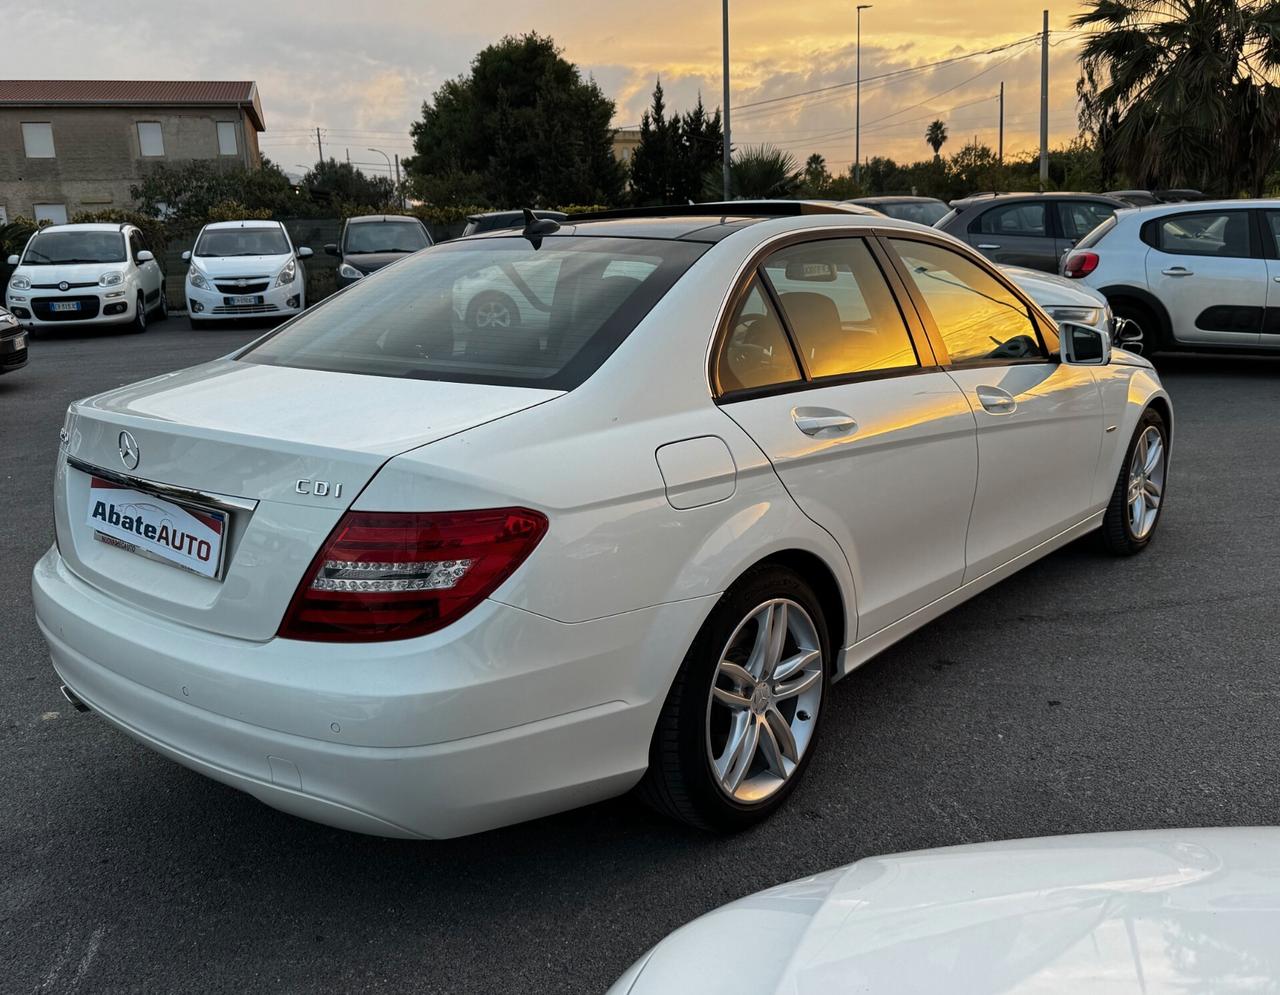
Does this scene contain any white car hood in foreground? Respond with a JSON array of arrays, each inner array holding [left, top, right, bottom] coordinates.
[[1002, 265, 1108, 310], [612, 828, 1280, 995]]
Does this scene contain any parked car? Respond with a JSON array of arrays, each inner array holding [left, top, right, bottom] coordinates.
[[845, 195, 950, 225], [1106, 188, 1207, 207], [183, 220, 312, 327], [1063, 198, 1280, 356], [5, 222, 166, 333], [608, 828, 1280, 995], [34, 205, 1171, 839], [461, 209, 567, 237], [325, 214, 432, 289], [0, 304, 28, 374], [937, 192, 1129, 273]]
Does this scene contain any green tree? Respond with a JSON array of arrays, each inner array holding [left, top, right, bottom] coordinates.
[[925, 120, 948, 159], [302, 158, 396, 205], [1075, 0, 1280, 196], [404, 32, 624, 207], [675, 95, 724, 203], [799, 153, 832, 194], [629, 80, 680, 204], [130, 159, 302, 221]]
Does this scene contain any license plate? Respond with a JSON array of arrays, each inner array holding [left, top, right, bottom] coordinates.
[[86, 476, 227, 579], [226, 295, 263, 306], [11, 333, 25, 349], [51, 301, 81, 312]]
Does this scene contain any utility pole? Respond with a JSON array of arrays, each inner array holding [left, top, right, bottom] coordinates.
[[1039, 9, 1049, 190], [722, 0, 732, 199], [855, 4, 872, 186], [316, 127, 324, 165], [998, 82, 1004, 165], [346, 148, 350, 165], [394, 154, 403, 209]]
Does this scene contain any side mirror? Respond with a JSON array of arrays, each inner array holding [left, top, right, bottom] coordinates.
[[324, 243, 339, 257], [1060, 322, 1110, 366], [136, 250, 154, 263], [297, 246, 313, 259], [181, 250, 191, 262], [6, 255, 18, 266]]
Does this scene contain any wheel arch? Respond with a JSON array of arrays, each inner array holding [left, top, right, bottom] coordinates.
[[744, 548, 848, 675], [1099, 284, 1172, 347]]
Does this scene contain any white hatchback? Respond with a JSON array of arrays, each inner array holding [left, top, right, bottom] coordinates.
[[6, 222, 167, 332], [183, 220, 311, 326], [33, 207, 1172, 839]]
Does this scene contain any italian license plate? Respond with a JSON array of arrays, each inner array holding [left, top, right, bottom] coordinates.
[[86, 476, 227, 579], [226, 295, 263, 306], [51, 301, 81, 312], [12, 333, 25, 349]]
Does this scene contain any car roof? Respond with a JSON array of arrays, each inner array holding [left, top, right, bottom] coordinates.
[[203, 220, 285, 230], [851, 195, 945, 204], [30, 223, 126, 233], [346, 214, 421, 225], [466, 209, 567, 221], [950, 192, 1128, 209]]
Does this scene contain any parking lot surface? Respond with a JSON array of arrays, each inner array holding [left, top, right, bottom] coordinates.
[[3, 318, 1278, 993]]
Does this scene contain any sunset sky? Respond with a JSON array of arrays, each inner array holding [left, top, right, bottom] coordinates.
[[6, 1, 1092, 176]]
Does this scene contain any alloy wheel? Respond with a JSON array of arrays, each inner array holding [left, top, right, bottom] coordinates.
[[474, 300, 511, 329], [1127, 425, 1165, 539], [704, 599, 823, 804]]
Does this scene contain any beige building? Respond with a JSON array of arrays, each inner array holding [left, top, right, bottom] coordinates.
[[612, 128, 642, 166], [0, 80, 265, 224]]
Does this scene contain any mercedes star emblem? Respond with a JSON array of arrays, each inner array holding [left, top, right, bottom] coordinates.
[[118, 430, 140, 470]]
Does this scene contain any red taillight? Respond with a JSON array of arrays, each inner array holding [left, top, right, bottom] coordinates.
[[1063, 251, 1099, 278], [278, 508, 548, 642]]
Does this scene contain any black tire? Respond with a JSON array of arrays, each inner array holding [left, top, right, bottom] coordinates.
[[1100, 407, 1169, 556], [1111, 300, 1160, 357], [127, 291, 147, 334], [638, 564, 831, 832], [153, 286, 169, 322], [466, 292, 520, 331]]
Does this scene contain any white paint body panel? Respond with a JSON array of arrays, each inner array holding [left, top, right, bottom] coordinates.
[[609, 828, 1280, 995], [32, 213, 1172, 837]]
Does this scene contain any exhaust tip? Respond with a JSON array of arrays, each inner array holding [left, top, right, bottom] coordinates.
[[60, 684, 90, 713]]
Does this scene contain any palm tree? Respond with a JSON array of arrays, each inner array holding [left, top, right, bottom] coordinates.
[[1075, 0, 1280, 196], [925, 120, 948, 159], [706, 145, 801, 199]]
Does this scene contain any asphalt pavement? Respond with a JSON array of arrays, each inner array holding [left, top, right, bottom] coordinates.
[[2, 317, 1279, 994]]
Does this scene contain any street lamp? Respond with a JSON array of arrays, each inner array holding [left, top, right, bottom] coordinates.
[[855, 4, 872, 187], [367, 147, 402, 207], [722, 0, 732, 199]]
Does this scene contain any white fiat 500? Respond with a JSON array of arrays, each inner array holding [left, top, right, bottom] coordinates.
[[183, 220, 311, 327], [32, 206, 1172, 839]]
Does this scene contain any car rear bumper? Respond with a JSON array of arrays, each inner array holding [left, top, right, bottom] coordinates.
[[32, 546, 712, 838]]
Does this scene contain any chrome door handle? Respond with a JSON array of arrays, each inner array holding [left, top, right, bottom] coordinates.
[[793, 410, 858, 437], [975, 385, 1017, 414], [1161, 267, 1193, 277], [978, 243, 1001, 250]]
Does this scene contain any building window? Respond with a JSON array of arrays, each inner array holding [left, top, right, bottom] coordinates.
[[217, 121, 238, 156], [0, 205, 8, 225], [22, 122, 55, 158], [137, 121, 165, 157], [34, 204, 68, 225]]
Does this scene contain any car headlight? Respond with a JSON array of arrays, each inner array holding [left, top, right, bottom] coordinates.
[[1048, 306, 1102, 326], [9, 275, 31, 291], [275, 258, 297, 287], [337, 262, 364, 280], [98, 271, 124, 288], [188, 269, 212, 291]]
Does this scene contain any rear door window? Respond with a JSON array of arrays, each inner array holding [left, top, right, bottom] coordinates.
[[240, 236, 706, 389], [1156, 210, 1252, 258], [716, 279, 802, 393], [972, 202, 1048, 237]]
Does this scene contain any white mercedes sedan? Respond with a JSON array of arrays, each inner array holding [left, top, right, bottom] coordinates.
[[32, 205, 1172, 839]]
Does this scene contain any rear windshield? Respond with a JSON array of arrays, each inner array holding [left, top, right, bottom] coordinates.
[[877, 200, 949, 226], [22, 231, 126, 265], [239, 236, 707, 389], [344, 221, 431, 254], [196, 227, 289, 257]]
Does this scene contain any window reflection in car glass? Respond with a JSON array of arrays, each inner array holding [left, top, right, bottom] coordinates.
[[890, 239, 1044, 364], [1158, 211, 1249, 257], [763, 240, 918, 378]]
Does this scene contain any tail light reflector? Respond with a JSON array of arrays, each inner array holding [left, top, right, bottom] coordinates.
[[278, 508, 548, 642], [1063, 251, 1099, 278]]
